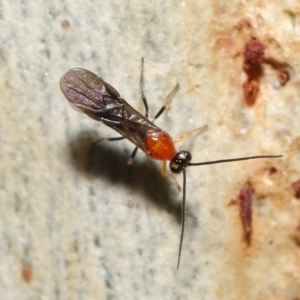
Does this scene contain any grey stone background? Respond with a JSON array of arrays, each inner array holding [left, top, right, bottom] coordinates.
[[1, 1, 299, 299]]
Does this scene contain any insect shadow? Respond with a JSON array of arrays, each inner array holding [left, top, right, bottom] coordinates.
[[67, 130, 186, 224]]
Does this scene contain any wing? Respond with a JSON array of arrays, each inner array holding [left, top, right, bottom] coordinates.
[[60, 68, 161, 152]]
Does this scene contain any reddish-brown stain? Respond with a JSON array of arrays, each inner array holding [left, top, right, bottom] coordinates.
[[61, 20, 71, 30], [243, 79, 259, 106], [238, 182, 255, 244], [234, 18, 252, 31], [21, 264, 33, 283], [278, 70, 290, 86], [243, 38, 265, 106], [292, 179, 300, 199], [263, 58, 290, 87], [293, 221, 300, 247], [263, 57, 289, 69], [242, 39, 290, 105], [228, 199, 237, 206], [269, 166, 278, 175], [244, 39, 265, 67]]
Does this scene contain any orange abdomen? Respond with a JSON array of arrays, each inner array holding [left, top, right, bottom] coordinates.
[[144, 130, 177, 161]]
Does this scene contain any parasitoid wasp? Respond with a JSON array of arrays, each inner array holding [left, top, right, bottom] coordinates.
[[60, 59, 281, 269]]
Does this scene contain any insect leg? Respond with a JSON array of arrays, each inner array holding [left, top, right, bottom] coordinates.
[[127, 147, 139, 165], [140, 57, 149, 118], [105, 137, 125, 142], [140, 58, 179, 122], [93, 118, 124, 145], [173, 125, 208, 144], [127, 58, 149, 164], [160, 161, 181, 190], [152, 83, 179, 122], [129, 59, 179, 164], [93, 136, 125, 145]]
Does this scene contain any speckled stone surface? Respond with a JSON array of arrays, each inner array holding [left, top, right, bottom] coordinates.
[[1, 1, 300, 299]]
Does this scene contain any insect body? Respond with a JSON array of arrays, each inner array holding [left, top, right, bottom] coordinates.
[[60, 63, 281, 269], [60, 67, 176, 161]]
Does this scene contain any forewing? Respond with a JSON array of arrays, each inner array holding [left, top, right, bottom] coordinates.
[[60, 68, 121, 120], [60, 68, 161, 152]]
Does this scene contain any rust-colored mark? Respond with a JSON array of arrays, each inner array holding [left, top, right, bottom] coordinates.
[[269, 166, 278, 175], [244, 38, 265, 66], [238, 182, 255, 244], [243, 38, 264, 106], [292, 179, 300, 199], [278, 70, 290, 86], [242, 79, 259, 106], [228, 199, 237, 206], [262, 58, 290, 87], [21, 264, 33, 283], [263, 57, 289, 69], [61, 20, 71, 30], [235, 18, 252, 31], [293, 221, 300, 246]]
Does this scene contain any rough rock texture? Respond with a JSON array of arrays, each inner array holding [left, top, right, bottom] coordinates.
[[0, 1, 299, 299]]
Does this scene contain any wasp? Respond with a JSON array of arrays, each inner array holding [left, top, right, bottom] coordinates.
[[60, 59, 281, 269]]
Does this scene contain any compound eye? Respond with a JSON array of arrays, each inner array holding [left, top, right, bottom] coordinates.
[[169, 151, 192, 174], [184, 151, 192, 161]]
